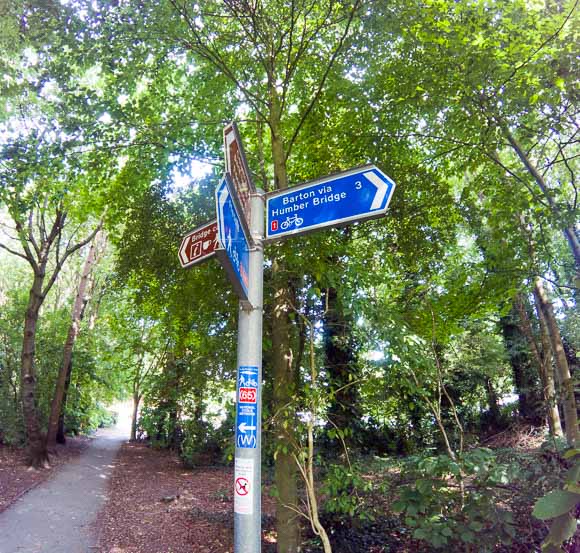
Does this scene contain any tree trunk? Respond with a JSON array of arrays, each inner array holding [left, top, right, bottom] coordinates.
[[56, 356, 74, 444], [270, 94, 301, 553], [561, 337, 580, 421], [46, 233, 100, 448], [323, 286, 361, 447], [516, 293, 563, 437], [500, 303, 543, 424], [533, 292, 564, 438], [533, 279, 578, 446], [131, 391, 141, 441], [9, 205, 101, 465], [272, 267, 300, 553], [21, 272, 49, 468], [484, 377, 502, 429]]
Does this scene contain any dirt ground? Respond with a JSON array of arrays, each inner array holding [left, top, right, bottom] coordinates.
[[0, 436, 90, 513], [97, 442, 277, 553]]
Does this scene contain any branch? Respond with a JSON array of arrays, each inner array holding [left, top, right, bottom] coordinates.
[[169, 0, 269, 121], [498, 0, 579, 91], [486, 150, 550, 209], [285, 0, 362, 159], [11, 213, 39, 273], [28, 210, 40, 258], [0, 241, 30, 263], [42, 220, 103, 299]]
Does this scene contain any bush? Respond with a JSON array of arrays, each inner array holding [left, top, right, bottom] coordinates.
[[322, 462, 374, 521], [392, 448, 520, 550], [137, 404, 182, 448], [0, 406, 24, 445], [180, 403, 236, 467], [138, 400, 236, 466], [65, 402, 117, 435]]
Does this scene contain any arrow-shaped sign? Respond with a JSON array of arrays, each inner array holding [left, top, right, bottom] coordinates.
[[266, 164, 395, 241], [238, 422, 257, 433], [178, 220, 218, 268]]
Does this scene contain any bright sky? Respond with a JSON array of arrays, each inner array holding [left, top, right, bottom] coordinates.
[[168, 159, 214, 200]]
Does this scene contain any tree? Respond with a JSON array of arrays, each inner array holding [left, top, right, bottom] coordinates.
[[46, 226, 104, 449], [0, 180, 100, 465]]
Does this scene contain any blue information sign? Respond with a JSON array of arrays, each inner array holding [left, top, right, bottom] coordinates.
[[266, 165, 395, 240], [236, 366, 259, 449], [216, 175, 250, 301]]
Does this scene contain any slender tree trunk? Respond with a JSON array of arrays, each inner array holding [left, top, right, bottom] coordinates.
[[272, 269, 300, 553], [269, 94, 301, 553], [131, 391, 141, 441], [21, 272, 49, 468], [533, 293, 563, 437], [533, 279, 578, 446], [55, 362, 72, 444], [561, 337, 580, 421], [56, 276, 104, 444], [46, 233, 101, 448], [499, 126, 580, 275], [516, 294, 563, 437]]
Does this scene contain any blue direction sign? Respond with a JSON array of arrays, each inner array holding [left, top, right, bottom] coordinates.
[[216, 175, 250, 301], [266, 165, 395, 240], [236, 366, 259, 449]]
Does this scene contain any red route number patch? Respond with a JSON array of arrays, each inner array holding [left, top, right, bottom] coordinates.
[[239, 388, 257, 403]]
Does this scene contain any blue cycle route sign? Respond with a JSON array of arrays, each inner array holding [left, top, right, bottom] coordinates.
[[215, 175, 250, 301], [236, 366, 259, 449], [266, 164, 396, 241]]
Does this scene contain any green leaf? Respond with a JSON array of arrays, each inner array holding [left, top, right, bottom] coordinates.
[[460, 530, 475, 543], [565, 463, 580, 485], [563, 449, 580, 460], [533, 490, 580, 520], [416, 478, 433, 494], [392, 500, 406, 514], [544, 514, 577, 546], [469, 520, 484, 532], [413, 528, 428, 540]]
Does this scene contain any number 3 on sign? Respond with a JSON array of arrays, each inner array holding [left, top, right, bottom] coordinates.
[[355, 181, 362, 189]]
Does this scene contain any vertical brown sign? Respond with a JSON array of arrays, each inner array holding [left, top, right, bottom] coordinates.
[[223, 122, 256, 239]]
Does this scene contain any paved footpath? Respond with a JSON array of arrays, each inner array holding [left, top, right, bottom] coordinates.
[[0, 425, 126, 553]]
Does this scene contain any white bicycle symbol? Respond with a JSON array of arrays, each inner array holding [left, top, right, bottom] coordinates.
[[281, 214, 304, 230]]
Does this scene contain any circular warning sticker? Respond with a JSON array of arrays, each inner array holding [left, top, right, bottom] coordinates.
[[235, 477, 249, 496]]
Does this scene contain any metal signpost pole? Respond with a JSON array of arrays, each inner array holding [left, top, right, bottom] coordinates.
[[233, 191, 264, 553]]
